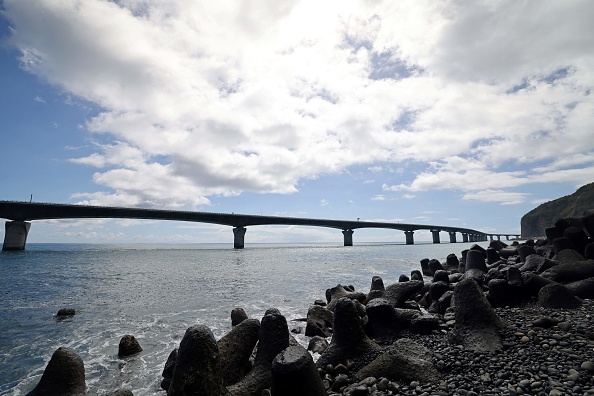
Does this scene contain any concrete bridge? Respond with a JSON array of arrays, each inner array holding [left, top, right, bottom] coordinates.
[[0, 201, 519, 250]]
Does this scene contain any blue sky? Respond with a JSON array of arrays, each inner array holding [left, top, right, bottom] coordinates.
[[1, 0, 593, 245]]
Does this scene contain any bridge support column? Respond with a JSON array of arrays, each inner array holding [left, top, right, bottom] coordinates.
[[404, 230, 414, 245], [342, 229, 354, 246], [233, 227, 246, 249], [496, 235, 501, 241], [449, 232, 457, 243], [506, 235, 510, 240], [431, 229, 441, 244], [3, 221, 31, 251], [489, 235, 493, 241], [461, 233, 468, 243]]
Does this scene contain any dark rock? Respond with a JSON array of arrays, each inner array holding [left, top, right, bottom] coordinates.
[[369, 276, 385, 292], [305, 305, 334, 338], [316, 298, 382, 373], [446, 253, 460, 269], [564, 226, 589, 252], [432, 270, 449, 284], [231, 308, 248, 326], [118, 335, 142, 357], [465, 250, 487, 272], [436, 290, 453, 314], [363, 289, 384, 304], [486, 247, 500, 264], [541, 259, 594, 282], [307, 336, 329, 354], [565, 276, 594, 299], [553, 237, 577, 255], [521, 273, 556, 296], [538, 284, 582, 309], [410, 270, 423, 281], [168, 325, 228, 396], [420, 258, 431, 276], [498, 246, 518, 259], [585, 242, 594, 260], [383, 280, 424, 308], [270, 345, 327, 396], [26, 347, 86, 396], [398, 274, 410, 282], [410, 313, 439, 334], [218, 318, 260, 386], [365, 298, 404, 341], [56, 308, 75, 317], [112, 390, 134, 396], [470, 244, 487, 257], [484, 268, 504, 284], [428, 259, 445, 275], [520, 254, 545, 271], [326, 285, 366, 311], [489, 240, 508, 251], [448, 273, 463, 284], [486, 279, 510, 307], [555, 248, 585, 263], [314, 299, 327, 307], [450, 278, 504, 352], [429, 281, 449, 301], [265, 308, 282, 316], [531, 317, 561, 328], [545, 226, 564, 244], [506, 266, 523, 288], [354, 338, 439, 383], [227, 313, 289, 396], [160, 348, 178, 391]]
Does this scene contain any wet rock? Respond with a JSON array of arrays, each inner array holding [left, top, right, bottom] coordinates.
[[56, 308, 76, 318], [450, 278, 504, 352], [26, 347, 86, 396], [231, 308, 248, 326], [354, 338, 438, 383], [168, 325, 228, 396], [227, 313, 289, 396], [538, 284, 582, 309], [270, 345, 327, 396], [218, 318, 260, 386], [160, 348, 178, 391], [118, 335, 142, 357], [305, 305, 334, 338], [316, 298, 382, 373]]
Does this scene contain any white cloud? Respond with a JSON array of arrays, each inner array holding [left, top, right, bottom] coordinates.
[[320, 198, 329, 207], [371, 194, 385, 201], [4, 0, 594, 208]]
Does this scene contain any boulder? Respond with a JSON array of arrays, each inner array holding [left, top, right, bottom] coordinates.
[[354, 338, 438, 383], [316, 298, 382, 373], [56, 308, 76, 318], [218, 318, 260, 386], [270, 345, 327, 396], [168, 325, 228, 396], [383, 280, 424, 308], [538, 284, 582, 309], [307, 336, 329, 354], [26, 347, 86, 396], [227, 313, 289, 396], [231, 308, 249, 326], [326, 285, 366, 311], [118, 335, 142, 357], [160, 348, 178, 391], [541, 259, 594, 282], [565, 276, 594, 299], [305, 305, 334, 338], [450, 278, 504, 352]]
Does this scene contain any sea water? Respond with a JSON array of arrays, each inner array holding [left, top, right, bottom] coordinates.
[[0, 241, 482, 395]]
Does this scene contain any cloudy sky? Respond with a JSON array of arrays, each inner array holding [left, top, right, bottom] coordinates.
[[1, 0, 593, 245]]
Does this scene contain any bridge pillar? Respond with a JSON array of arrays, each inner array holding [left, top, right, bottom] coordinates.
[[506, 235, 510, 240], [496, 235, 501, 241], [431, 229, 441, 244], [404, 230, 414, 245], [342, 229, 354, 246], [448, 231, 457, 243], [233, 227, 246, 249], [461, 233, 468, 243], [3, 221, 31, 251]]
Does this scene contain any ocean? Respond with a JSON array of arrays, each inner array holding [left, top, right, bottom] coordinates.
[[0, 241, 483, 395]]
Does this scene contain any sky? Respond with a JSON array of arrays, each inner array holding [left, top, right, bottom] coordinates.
[[1, 0, 593, 245]]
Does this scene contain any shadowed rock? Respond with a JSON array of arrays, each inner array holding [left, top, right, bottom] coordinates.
[[383, 280, 424, 308], [227, 313, 289, 396], [118, 335, 142, 357], [365, 298, 406, 341], [218, 318, 260, 386], [26, 347, 86, 396], [325, 285, 366, 311], [446, 254, 460, 269], [369, 276, 385, 292], [450, 278, 504, 352], [160, 348, 178, 391], [305, 305, 334, 338], [465, 250, 488, 272], [521, 273, 557, 296], [168, 325, 229, 396], [270, 345, 327, 396], [316, 298, 382, 373], [354, 338, 438, 383], [307, 336, 329, 354], [56, 308, 76, 318], [541, 259, 594, 282], [538, 284, 582, 309], [231, 308, 248, 326], [566, 277, 594, 299]]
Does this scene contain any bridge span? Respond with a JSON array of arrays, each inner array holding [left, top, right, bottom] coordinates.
[[0, 201, 519, 250]]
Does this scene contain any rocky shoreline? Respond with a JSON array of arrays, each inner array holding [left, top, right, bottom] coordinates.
[[25, 213, 594, 396]]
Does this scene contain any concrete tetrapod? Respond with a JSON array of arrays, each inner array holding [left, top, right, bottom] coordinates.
[[270, 345, 327, 396]]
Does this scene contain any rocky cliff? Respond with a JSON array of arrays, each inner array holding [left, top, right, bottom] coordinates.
[[521, 182, 594, 238]]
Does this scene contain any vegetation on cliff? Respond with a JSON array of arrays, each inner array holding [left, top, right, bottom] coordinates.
[[521, 182, 594, 237]]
